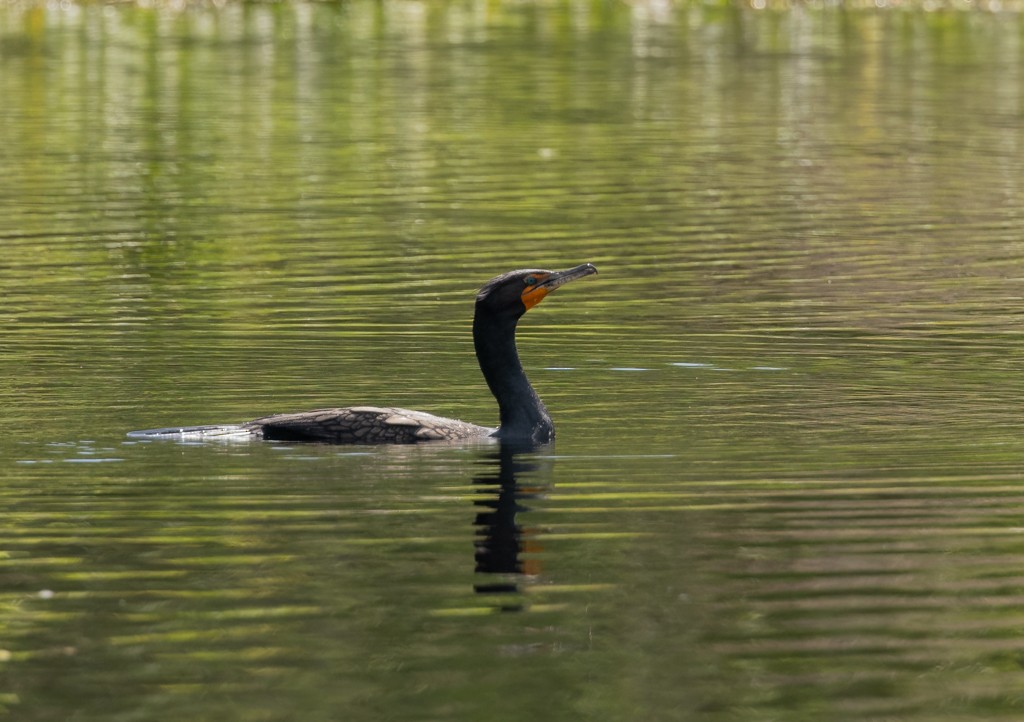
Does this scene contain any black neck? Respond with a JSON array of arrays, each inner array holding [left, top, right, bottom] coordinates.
[[473, 306, 553, 442]]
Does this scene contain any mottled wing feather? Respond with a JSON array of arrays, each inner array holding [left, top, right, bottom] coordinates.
[[243, 406, 494, 444]]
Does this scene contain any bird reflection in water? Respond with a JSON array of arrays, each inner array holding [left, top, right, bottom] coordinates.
[[472, 441, 551, 609]]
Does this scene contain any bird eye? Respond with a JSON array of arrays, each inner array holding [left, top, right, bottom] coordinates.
[[524, 275, 537, 286]]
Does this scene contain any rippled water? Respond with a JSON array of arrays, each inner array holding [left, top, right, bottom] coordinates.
[[4, 2, 1024, 720]]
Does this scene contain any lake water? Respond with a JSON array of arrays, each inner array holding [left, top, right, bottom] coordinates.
[[4, 2, 1024, 719]]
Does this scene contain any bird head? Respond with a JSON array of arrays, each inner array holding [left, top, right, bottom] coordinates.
[[476, 263, 598, 320]]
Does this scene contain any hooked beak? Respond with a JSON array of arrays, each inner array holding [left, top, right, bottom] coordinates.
[[521, 263, 598, 310]]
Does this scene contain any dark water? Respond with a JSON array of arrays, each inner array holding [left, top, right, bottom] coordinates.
[[4, 2, 1024, 719]]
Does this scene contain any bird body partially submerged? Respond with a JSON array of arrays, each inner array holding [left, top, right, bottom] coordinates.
[[128, 406, 492, 443], [248, 406, 492, 443], [128, 263, 597, 445]]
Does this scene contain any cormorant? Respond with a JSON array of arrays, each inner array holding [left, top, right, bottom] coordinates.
[[128, 263, 597, 444]]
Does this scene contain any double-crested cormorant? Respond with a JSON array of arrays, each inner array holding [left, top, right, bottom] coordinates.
[[128, 263, 597, 444]]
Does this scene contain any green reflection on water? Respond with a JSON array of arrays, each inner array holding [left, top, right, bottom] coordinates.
[[4, 1, 1024, 721]]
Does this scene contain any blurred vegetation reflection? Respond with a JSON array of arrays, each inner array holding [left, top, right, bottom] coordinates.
[[5, 2, 1024, 721]]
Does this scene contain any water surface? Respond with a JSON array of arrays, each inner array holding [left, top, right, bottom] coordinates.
[[4, 2, 1024, 720]]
